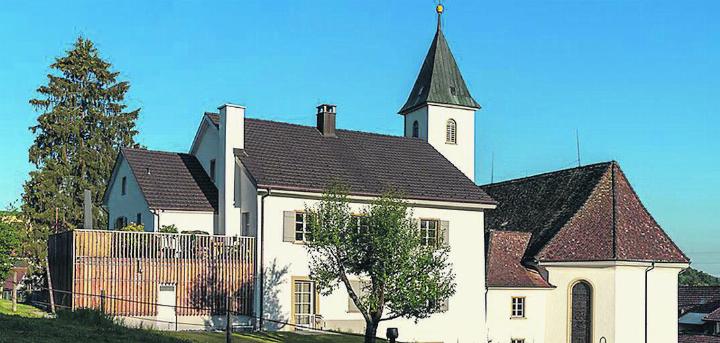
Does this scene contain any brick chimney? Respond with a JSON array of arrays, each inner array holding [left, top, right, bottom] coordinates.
[[316, 104, 337, 137]]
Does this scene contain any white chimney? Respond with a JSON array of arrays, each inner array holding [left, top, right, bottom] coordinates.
[[217, 103, 245, 236]]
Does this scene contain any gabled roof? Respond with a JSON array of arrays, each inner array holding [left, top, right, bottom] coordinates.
[[706, 307, 720, 322], [121, 148, 218, 212], [680, 286, 720, 313], [398, 28, 480, 114], [679, 335, 720, 343], [238, 118, 495, 205], [486, 231, 553, 288], [482, 162, 688, 263]]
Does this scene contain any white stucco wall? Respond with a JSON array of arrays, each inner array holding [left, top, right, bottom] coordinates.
[[156, 210, 215, 234], [542, 261, 685, 343], [257, 192, 488, 343], [192, 121, 220, 186], [404, 105, 476, 180], [105, 156, 154, 231], [486, 288, 550, 343]]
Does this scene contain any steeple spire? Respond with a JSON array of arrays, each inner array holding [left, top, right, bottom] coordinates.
[[398, 4, 480, 114], [436, 3, 443, 31]]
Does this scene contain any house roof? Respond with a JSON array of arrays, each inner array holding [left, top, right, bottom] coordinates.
[[398, 28, 480, 114], [679, 335, 720, 343], [706, 307, 720, 322], [3, 266, 28, 290], [486, 231, 553, 288], [121, 148, 218, 212], [680, 287, 720, 313], [481, 162, 688, 263], [238, 118, 495, 205]]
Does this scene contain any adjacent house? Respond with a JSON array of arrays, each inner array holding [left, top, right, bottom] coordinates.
[[679, 286, 720, 340], [100, 10, 689, 343]]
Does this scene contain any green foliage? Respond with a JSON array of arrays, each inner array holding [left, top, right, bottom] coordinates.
[[680, 267, 720, 286], [304, 186, 456, 342], [119, 223, 144, 232], [159, 224, 178, 233], [0, 221, 22, 281], [21, 37, 140, 260]]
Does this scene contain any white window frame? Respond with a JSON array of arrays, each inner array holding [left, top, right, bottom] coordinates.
[[295, 212, 312, 242], [511, 296, 525, 318], [419, 219, 439, 247], [446, 119, 457, 144], [293, 279, 316, 327]]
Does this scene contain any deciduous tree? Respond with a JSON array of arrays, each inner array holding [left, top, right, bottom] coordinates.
[[304, 187, 455, 343]]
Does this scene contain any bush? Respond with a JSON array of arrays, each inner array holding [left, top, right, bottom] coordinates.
[[158, 225, 178, 233], [57, 308, 116, 328], [119, 223, 144, 232]]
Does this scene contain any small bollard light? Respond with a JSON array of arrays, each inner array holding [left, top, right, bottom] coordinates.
[[386, 327, 399, 343]]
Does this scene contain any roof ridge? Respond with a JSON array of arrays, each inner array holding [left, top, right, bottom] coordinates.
[[481, 161, 614, 188], [122, 147, 192, 157], [245, 117, 422, 141]]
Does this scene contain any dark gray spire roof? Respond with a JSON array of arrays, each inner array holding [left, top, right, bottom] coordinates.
[[399, 29, 480, 114]]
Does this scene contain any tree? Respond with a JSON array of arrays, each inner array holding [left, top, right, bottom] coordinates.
[[22, 37, 140, 238], [680, 267, 720, 286], [0, 220, 22, 282], [304, 187, 456, 343]]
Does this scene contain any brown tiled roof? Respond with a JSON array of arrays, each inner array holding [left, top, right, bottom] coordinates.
[[706, 307, 720, 321], [680, 335, 720, 343], [486, 231, 552, 288], [205, 112, 220, 127], [482, 162, 688, 263], [238, 118, 495, 204], [121, 148, 218, 212], [680, 287, 720, 313]]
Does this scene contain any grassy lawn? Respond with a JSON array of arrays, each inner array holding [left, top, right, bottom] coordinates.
[[0, 300, 372, 343]]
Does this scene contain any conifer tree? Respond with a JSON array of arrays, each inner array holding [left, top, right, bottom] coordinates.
[[22, 37, 140, 240]]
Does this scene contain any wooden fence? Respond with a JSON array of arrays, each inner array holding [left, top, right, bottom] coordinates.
[[48, 230, 255, 316]]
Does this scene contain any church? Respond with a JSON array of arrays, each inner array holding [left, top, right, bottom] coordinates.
[[102, 5, 688, 343]]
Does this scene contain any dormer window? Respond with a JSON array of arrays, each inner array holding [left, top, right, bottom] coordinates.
[[412, 121, 419, 138], [446, 119, 457, 144]]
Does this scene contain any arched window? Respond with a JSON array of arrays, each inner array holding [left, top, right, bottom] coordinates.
[[446, 119, 457, 144], [412, 121, 419, 138], [571, 281, 592, 343]]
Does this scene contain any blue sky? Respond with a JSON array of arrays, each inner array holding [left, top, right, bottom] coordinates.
[[1, 1, 718, 273]]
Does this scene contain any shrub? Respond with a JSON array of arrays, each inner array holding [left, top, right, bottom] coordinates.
[[159, 224, 178, 233], [119, 223, 144, 232]]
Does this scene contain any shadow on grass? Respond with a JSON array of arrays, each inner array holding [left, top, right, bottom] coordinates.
[[0, 309, 189, 343]]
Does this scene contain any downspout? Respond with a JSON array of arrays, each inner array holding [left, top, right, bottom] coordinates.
[[258, 188, 271, 331], [644, 261, 655, 343]]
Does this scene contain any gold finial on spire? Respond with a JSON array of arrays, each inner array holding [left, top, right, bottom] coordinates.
[[436, 2, 444, 30]]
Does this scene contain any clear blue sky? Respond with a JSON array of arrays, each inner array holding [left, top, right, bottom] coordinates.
[[1, 1, 718, 273]]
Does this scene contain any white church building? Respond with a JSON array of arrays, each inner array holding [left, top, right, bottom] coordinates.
[[102, 9, 689, 343]]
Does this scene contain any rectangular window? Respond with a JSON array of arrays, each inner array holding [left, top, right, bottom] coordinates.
[[511, 339, 525, 343], [136, 213, 142, 224], [295, 213, 312, 242], [511, 297, 525, 318], [121, 176, 127, 195], [209, 159, 216, 181], [420, 219, 439, 247], [352, 215, 369, 233], [293, 280, 315, 326], [242, 212, 250, 236]]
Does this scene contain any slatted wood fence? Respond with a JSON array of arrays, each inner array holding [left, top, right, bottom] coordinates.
[[47, 230, 255, 316]]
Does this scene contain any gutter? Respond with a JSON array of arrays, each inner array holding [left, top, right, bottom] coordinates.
[[258, 188, 272, 331], [644, 261, 655, 343]]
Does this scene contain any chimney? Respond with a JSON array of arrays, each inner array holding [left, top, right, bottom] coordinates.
[[316, 104, 337, 137], [217, 103, 245, 236]]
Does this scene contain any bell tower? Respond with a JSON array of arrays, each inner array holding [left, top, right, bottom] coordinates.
[[399, 4, 480, 180]]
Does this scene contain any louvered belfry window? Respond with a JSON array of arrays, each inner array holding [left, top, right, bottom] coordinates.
[[446, 119, 457, 144], [571, 281, 592, 343]]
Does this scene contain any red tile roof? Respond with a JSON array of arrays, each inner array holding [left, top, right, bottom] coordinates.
[[680, 287, 720, 313], [706, 307, 720, 322], [679, 334, 720, 343], [482, 162, 688, 263], [486, 231, 553, 288]]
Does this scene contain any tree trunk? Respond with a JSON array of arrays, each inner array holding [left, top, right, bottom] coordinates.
[[364, 320, 379, 343]]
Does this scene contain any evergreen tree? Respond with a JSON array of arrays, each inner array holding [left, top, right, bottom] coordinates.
[[22, 37, 140, 240]]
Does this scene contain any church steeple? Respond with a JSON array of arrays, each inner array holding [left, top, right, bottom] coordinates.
[[398, 5, 480, 115]]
